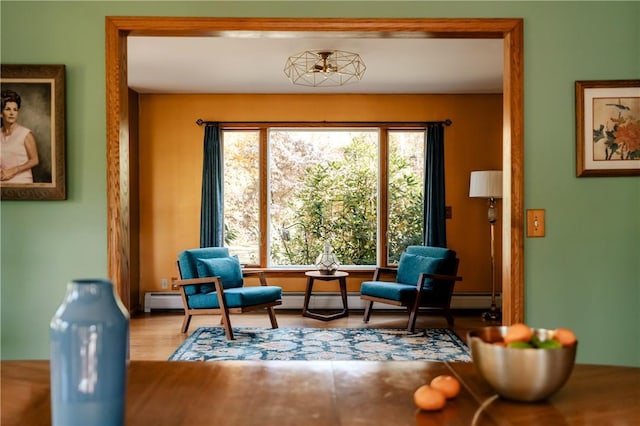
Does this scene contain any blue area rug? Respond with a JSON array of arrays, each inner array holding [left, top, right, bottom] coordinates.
[[169, 327, 471, 362]]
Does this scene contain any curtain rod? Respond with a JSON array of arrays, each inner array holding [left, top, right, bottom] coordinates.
[[196, 119, 452, 127]]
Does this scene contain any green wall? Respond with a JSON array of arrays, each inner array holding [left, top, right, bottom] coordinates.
[[1, 1, 638, 366]]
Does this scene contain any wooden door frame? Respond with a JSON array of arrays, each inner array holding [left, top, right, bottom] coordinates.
[[105, 17, 524, 324]]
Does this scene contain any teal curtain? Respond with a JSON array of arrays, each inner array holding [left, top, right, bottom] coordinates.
[[423, 123, 447, 248], [200, 123, 224, 247]]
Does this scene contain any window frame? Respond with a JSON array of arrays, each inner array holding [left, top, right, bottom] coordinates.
[[221, 122, 428, 269]]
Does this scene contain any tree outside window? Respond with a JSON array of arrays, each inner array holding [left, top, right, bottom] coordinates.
[[223, 127, 425, 267]]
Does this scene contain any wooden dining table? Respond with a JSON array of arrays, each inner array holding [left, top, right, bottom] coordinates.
[[2, 360, 639, 425]]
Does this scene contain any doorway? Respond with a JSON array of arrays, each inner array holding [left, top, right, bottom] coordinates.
[[105, 17, 524, 324]]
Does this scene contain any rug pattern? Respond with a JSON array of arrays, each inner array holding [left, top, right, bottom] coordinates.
[[169, 327, 471, 362]]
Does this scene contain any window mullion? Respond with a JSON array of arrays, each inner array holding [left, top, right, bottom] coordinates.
[[379, 128, 389, 267], [259, 127, 269, 267]]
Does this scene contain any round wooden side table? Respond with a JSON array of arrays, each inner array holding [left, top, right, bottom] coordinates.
[[302, 271, 349, 321]]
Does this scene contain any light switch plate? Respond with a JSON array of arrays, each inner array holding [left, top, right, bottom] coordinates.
[[527, 209, 545, 237]]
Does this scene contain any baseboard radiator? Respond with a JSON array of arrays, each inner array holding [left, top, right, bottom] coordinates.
[[144, 291, 500, 313]]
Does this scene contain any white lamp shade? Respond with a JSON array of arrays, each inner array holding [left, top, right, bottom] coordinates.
[[469, 170, 503, 199]]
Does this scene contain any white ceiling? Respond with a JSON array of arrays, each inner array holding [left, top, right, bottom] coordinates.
[[127, 36, 504, 94]]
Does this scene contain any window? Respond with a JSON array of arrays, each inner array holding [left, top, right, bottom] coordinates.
[[269, 129, 379, 267], [222, 125, 426, 268], [387, 130, 425, 264], [222, 130, 260, 264]]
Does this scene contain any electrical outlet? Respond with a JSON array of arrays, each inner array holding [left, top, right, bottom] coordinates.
[[527, 209, 545, 237], [161, 278, 168, 289]]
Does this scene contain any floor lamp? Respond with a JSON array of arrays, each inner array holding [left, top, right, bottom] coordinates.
[[469, 170, 503, 322]]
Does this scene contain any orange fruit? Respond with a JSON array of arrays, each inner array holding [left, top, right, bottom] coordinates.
[[429, 375, 460, 399], [554, 328, 577, 347], [504, 323, 533, 344], [413, 385, 447, 411]]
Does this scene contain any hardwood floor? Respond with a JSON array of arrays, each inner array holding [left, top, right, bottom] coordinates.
[[130, 309, 490, 360]]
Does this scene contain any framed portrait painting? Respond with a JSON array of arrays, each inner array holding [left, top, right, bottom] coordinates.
[[1, 64, 66, 199], [576, 79, 640, 177]]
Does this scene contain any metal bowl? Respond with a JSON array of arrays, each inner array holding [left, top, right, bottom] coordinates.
[[468, 326, 577, 402]]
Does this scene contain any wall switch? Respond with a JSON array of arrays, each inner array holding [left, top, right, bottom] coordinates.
[[527, 209, 545, 237], [445, 206, 452, 219], [161, 278, 168, 289]]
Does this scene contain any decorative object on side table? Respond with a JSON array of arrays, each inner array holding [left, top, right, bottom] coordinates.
[[50, 279, 129, 426], [575, 79, 640, 177], [469, 170, 503, 322], [315, 242, 340, 275]]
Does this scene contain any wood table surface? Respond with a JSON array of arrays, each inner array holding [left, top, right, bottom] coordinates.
[[2, 360, 639, 425]]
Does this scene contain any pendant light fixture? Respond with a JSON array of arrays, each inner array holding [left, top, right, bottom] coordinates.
[[283, 50, 366, 87]]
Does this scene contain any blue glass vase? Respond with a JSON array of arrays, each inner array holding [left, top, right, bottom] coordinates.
[[50, 279, 129, 426]]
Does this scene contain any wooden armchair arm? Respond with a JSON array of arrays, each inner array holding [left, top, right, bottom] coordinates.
[[171, 276, 225, 296], [242, 269, 268, 286], [172, 276, 220, 287], [421, 273, 462, 282], [416, 273, 462, 291], [372, 266, 398, 281]]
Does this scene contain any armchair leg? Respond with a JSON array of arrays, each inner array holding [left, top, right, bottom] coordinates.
[[267, 306, 278, 329], [444, 310, 455, 327], [408, 303, 420, 333], [220, 309, 234, 340], [214, 285, 234, 340], [363, 300, 374, 323], [181, 314, 192, 334], [407, 312, 418, 332]]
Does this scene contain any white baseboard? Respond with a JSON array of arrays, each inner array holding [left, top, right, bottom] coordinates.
[[144, 291, 500, 313], [144, 292, 182, 312]]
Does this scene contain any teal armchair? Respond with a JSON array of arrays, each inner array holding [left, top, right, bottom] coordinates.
[[172, 247, 282, 340], [360, 246, 461, 331]]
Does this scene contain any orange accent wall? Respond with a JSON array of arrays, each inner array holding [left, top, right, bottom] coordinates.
[[138, 94, 502, 301]]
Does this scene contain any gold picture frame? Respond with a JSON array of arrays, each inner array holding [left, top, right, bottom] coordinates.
[[1, 64, 66, 199], [576, 79, 640, 177]]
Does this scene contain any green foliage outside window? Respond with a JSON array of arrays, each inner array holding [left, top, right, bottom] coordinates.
[[271, 133, 424, 266], [223, 128, 424, 266], [387, 150, 424, 264]]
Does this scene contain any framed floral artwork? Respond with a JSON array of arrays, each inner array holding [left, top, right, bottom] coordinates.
[[1, 64, 66, 199], [576, 79, 640, 177]]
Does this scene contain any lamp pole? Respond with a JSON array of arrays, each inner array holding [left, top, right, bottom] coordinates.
[[482, 197, 501, 322]]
